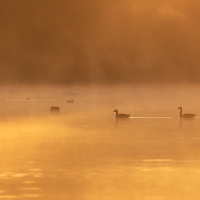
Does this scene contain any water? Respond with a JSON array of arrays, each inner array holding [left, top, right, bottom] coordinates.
[[0, 85, 200, 199]]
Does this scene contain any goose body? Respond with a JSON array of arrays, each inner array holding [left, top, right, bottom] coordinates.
[[67, 99, 74, 103], [50, 106, 60, 112], [178, 107, 196, 118], [113, 109, 130, 118]]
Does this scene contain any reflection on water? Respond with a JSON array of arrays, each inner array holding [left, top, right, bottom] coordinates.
[[0, 112, 200, 200], [0, 86, 200, 199]]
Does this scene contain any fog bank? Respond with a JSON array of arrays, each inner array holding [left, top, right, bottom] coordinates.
[[0, 0, 200, 84]]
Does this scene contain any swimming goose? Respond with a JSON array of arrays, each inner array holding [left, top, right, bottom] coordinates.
[[50, 106, 60, 112], [67, 99, 74, 103], [113, 109, 130, 118], [178, 107, 196, 118]]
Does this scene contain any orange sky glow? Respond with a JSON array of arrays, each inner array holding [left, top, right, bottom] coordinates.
[[0, 0, 200, 84]]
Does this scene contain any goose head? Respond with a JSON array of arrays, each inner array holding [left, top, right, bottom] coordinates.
[[178, 107, 182, 110], [113, 109, 118, 113]]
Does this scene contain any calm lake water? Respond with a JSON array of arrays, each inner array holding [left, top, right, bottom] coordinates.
[[0, 85, 200, 199]]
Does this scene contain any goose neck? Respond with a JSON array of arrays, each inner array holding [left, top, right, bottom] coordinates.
[[179, 108, 182, 116]]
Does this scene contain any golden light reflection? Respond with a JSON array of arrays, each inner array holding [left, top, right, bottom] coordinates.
[[0, 85, 200, 199]]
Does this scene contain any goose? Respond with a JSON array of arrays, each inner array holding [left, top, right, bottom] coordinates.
[[178, 107, 196, 118], [67, 99, 74, 103], [50, 106, 60, 112], [113, 109, 130, 118]]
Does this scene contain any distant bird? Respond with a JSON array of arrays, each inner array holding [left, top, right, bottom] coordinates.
[[113, 109, 130, 118], [50, 106, 60, 112], [67, 99, 74, 103], [178, 107, 196, 118]]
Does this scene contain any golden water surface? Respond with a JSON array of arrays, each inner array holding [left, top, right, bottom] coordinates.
[[0, 86, 200, 200]]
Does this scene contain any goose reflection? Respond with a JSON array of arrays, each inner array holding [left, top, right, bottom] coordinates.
[[115, 117, 131, 125], [179, 117, 182, 129]]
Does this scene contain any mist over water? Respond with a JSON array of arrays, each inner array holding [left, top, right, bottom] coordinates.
[[1, 0, 200, 84], [0, 85, 199, 199], [1, 0, 200, 199]]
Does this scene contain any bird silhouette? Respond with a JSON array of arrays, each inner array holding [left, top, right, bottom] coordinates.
[[113, 109, 130, 118], [178, 107, 196, 118]]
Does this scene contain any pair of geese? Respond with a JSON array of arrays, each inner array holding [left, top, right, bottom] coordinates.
[[113, 107, 196, 118]]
